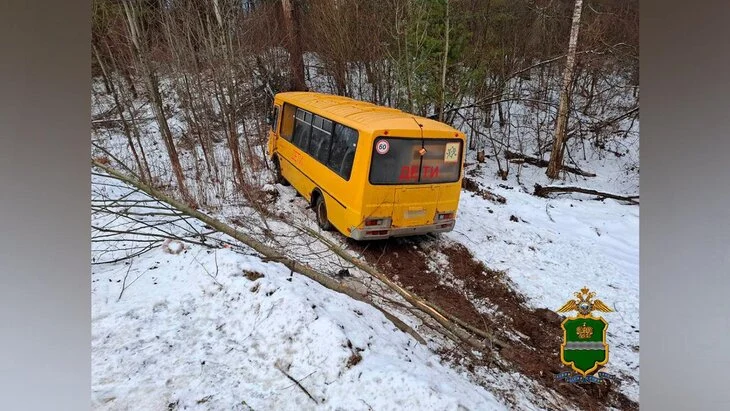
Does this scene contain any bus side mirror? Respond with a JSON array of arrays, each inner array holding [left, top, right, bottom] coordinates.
[[266, 113, 273, 126]]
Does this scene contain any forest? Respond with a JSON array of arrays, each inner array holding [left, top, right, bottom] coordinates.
[[92, 0, 638, 205]]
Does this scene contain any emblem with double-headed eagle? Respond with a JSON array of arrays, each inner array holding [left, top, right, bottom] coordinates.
[[558, 287, 614, 376], [557, 287, 613, 317]]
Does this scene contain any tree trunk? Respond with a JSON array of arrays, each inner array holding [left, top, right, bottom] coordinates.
[[497, 100, 505, 128], [181, 73, 215, 179], [146, 69, 193, 203], [121, 64, 138, 99], [583, 68, 598, 114], [281, 0, 306, 91], [546, 0, 584, 179], [438, 0, 450, 122], [365, 61, 379, 103], [92, 39, 112, 94], [333, 59, 348, 96], [222, 92, 246, 190]]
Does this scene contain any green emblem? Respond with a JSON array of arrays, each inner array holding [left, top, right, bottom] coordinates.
[[557, 287, 614, 376]]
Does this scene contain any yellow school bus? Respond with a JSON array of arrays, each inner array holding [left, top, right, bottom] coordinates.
[[266, 92, 465, 240]]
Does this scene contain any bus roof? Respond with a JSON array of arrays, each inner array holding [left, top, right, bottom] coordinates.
[[275, 92, 461, 135]]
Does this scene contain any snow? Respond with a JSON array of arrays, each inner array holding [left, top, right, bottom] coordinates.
[[91, 175, 508, 411], [162, 239, 185, 255]]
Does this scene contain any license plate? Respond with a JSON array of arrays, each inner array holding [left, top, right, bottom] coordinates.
[[404, 209, 426, 219]]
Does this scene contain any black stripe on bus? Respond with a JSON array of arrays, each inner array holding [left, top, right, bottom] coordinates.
[[279, 155, 348, 210]]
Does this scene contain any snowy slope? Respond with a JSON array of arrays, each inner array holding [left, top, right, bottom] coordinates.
[[449, 149, 640, 402], [91, 174, 509, 411]]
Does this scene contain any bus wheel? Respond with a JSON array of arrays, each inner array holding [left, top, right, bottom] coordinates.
[[315, 195, 333, 231], [273, 157, 289, 186]]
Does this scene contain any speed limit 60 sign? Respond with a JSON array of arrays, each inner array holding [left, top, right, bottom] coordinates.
[[375, 139, 390, 155]]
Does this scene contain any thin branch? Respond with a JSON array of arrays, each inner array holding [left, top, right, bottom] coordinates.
[[118, 260, 134, 302], [275, 364, 319, 404]]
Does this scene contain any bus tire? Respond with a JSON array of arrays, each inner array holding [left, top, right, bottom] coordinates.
[[314, 194, 333, 231], [272, 156, 289, 186]]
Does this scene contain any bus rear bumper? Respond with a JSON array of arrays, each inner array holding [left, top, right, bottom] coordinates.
[[350, 220, 455, 240]]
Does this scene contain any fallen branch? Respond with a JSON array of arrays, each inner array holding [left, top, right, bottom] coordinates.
[[92, 160, 426, 345], [275, 363, 318, 404], [534, 184, 639, 205], [92, 117, 156, 124], [505, 150, 596, 177]]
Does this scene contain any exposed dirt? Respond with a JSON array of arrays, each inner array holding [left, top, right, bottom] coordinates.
[[346, 235, 638, 411]]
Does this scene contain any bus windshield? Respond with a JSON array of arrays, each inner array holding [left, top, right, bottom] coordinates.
[[369, 137, 463, 185]]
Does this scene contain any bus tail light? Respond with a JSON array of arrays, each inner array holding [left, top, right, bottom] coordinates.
[[364, 218, 391, 227], [437, 212, 455, 221]]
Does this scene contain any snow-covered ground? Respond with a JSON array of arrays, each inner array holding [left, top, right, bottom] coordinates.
[[91, 174, 509, 411]]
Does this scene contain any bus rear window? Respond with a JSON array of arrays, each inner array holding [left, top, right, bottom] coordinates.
[[369, 137, 462, 185]]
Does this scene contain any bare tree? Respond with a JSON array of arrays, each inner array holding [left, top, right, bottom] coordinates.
[[546, 0, 584, 179], [438, 0, 450, 122]]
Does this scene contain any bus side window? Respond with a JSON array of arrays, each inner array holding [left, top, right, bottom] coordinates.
[[308, 115, 333, 164], [292, 108, 312, 149], [327, 124, 359, 180], [318, 119, 333, 162], [340, 150, 355, 178], [280, 104, 296, 141]]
